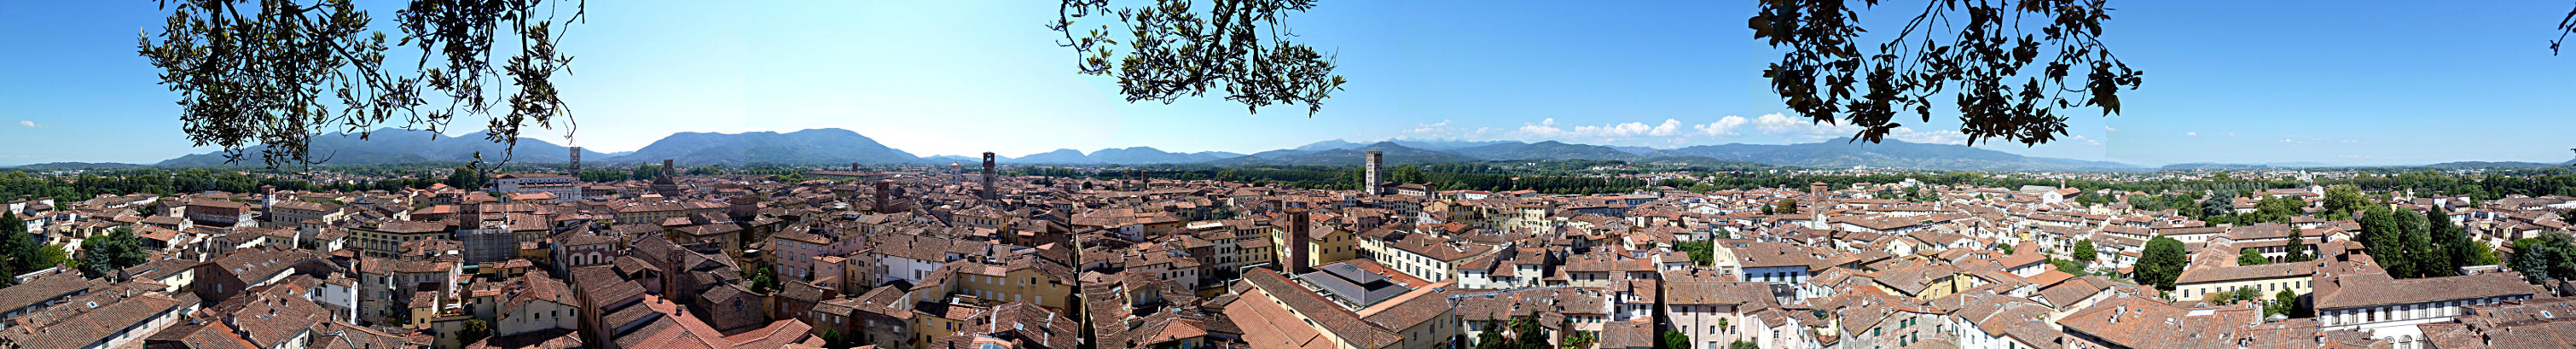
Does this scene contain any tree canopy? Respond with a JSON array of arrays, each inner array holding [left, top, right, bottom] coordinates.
[[1750, 0, 2144, 145], [137, 0, 584, 169], [2138, 236, 2187, 290], [1050, 0, 1346, 116], [78, 228, 152, 279]]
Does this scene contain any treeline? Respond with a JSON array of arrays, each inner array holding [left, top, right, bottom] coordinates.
[[0, 169, 316, 201], [2324, 169, 2576, 200], [1013, 166, 1654, 195]]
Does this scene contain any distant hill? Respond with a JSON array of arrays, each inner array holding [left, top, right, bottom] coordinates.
[[1211, 142, 1480, 166], [2159, 163, 2274, 171], [1292, 139, 1366, 152], [158, 128, 610, 166], [601, 128, 917, 165], [5, 162, 147, 170], [1089, 147, 1244, 164], [1606, 146, 1663, 155], [1389, 140, 1520, 151], [922, 154, 1009, 164], [1448, 141, 1641, 161], [1006, 149, 1095, 164], [130, 128, 2148, 171], [2421, 161, 2560, 169]]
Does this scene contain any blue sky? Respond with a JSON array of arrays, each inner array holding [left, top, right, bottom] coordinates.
[[3, 1, 2573, 166]]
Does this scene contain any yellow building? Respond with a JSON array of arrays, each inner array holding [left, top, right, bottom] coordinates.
[[1271, 222, 1359, 270]]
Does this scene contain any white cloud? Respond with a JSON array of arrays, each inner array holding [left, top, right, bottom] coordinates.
[[2105, 126, 2119, 132], [1648, 119, 1682, 137], [2221, 132, 2237, 137], [1749, 113, 1863, 140], [16, 120, 32, 128], [1514, 118, 1688, 139], [2069, 135, 2102, 146], [1885, 127, 1969, 145], [2185, 131, 2198, 137], [1405, 119, 1452, 134], [1693, 115, 1749, 137]]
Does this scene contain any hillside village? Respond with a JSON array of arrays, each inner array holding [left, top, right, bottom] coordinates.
[[4, 154, 2576, 349]]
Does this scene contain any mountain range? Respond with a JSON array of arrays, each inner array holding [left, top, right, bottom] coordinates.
[[156, 129, 612, 166], [96, 127, 2576, 171]]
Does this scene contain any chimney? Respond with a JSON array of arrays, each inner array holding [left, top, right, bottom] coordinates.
[[1286, 210, 1312, 275], [981, 152, 997, 201], [874, 180, 895, 213], [1365, 151, 1384, 195]]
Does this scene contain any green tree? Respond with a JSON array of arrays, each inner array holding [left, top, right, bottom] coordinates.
[[445, 166, 490, 190], [1660, 331, 1692, 349], [2429, 208, 2488, 270], [2513, 232, 2576, 283], [631, 164, 664, 181], [2238, 248, 2269, 265], [137, 0, 583, 168], [1998, 242, 2014, 254], [2051, 258, 2087, 275], [1750, 0, 2143, 145], [2252, 195, 2304, 224], [2283, 231, 2314, 263], [1732, 340, 1761, 349], [1052, 0, 1347, 116], [1676, 241, 1715, 266], [1390, 166, 1425, 184], [2200, 195, 2234, 220], [0, 212, 44, 284], [2399, 208, 2440, 277], [749, 266, 781, 294], [2271, 289, 2301, 318], [457, 319, 493, 346], [79, 228, 152, 278], [2358, 206, 2414, 277], [1774, 198, 1799, 215], [2138, 236, 2189, 290], [2322, 187, 2368, 220], [2072, 239, 2097, 262]]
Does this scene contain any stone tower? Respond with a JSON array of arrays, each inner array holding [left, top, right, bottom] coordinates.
[[874, 180, 894, 213], [981, 152, 997, 201], [1365, 151, 1384, 195], [569, 147, 582, 177], [1285, 209, 1313, 274]]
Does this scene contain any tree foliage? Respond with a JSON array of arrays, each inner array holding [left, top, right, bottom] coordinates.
[[2283, 230, 2313, 263], [0, 212, 54, 286], [2248, 195, 2304, 224], [2138, 236, 2186, 290], [1660, 331, 1691, 349], [2072, 238, 2096, 262], [136, 0, 585, 169], [2321, 187, 2367, 220], [457, 318, 493, 346], [2357, 206, 2415, 277], [78, 228, 152, 279], [1749, 0, 2144, 145], [2515, 232, 2576, 284], [2238, 248, 2268, 265], [1474, 311, 1549, 349], [1676, 240, 1716, 266], [1051, 0, 1346, 116]]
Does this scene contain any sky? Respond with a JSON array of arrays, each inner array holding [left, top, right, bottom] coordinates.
[[3, 0, 2573, 166]]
